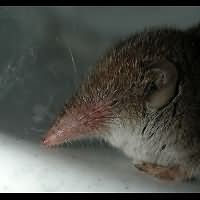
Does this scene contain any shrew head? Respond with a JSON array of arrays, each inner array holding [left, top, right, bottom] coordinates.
[[42, 28, 182, 147]]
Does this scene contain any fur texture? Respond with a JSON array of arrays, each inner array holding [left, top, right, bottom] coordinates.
[[43, 23, 200, 180]]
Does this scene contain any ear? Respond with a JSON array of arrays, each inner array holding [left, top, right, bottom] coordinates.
[[145, 59, 178, 110]]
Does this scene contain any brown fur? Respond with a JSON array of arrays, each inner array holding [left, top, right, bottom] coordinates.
[[43, 23, 200, 180]]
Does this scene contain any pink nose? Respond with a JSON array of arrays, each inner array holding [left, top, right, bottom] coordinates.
[[41, 137, 49, 145]]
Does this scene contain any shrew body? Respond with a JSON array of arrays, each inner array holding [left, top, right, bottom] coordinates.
[[43, 24, 200, 181]]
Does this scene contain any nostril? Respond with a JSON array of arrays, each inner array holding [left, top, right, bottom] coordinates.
[[41, 137, 49, 145]]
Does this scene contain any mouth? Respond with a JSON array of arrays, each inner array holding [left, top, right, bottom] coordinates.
[[41, 126, 80, 148], [41, 137, 52, 146], [41, 130, 68, 148]]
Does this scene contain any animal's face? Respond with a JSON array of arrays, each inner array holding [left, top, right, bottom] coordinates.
[[42, 99, 114, 147], [42, 29, 182, 147]]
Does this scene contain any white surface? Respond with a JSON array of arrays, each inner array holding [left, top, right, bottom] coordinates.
[[0, 132, 199, 193]]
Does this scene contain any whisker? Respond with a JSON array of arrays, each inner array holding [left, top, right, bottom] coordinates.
[[67, 45, 78, 75]]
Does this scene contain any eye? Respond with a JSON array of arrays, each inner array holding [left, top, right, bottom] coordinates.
[[144, 81, 157, 97]]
